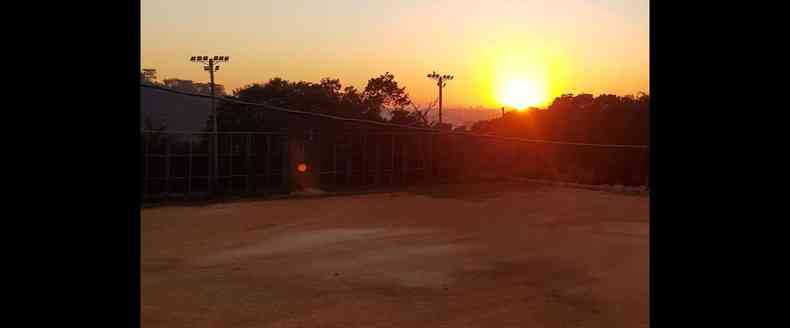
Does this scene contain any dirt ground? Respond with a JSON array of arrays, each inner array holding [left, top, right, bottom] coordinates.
[[142, 182, 649, 328]]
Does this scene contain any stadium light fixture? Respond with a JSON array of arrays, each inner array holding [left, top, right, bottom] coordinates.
[[426, 70, 455, 125], [188, 53, 231, 194]]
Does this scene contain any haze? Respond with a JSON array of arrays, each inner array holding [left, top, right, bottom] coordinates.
[[141, 0, 648, 108]]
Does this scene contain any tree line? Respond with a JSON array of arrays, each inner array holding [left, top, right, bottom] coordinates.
[[469, 93, 649, 145], [462, 93, 649, 186], [143, 71, 649, 187], [221, 73, 439, 127], [143, 70, 648, 145]]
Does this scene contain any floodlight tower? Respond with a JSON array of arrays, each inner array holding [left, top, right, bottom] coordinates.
[[426, 71, 453, 125], [190, 55, 229, 191]]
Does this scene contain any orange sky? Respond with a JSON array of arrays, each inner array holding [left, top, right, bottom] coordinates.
[[142, 0, 648, 109]]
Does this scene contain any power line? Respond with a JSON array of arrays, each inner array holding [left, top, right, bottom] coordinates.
[[140, 83, 648, 149]]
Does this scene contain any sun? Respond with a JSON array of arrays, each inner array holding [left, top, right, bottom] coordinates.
[[499, 79, 547, 110]]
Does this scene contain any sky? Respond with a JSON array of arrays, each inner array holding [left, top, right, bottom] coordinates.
[[141, 0, 649, 109]]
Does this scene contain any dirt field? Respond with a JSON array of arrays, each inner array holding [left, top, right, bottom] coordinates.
[[142, 182, 649, 328]]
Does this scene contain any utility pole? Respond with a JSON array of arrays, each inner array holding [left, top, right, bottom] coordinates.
[[190, 55, 229, 192], [426, 71, 453, 126]]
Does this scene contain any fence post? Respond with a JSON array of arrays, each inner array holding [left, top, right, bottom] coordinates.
[[208, 135, 214, 195], [428, 133, 437, 184], [346, 134, 352, 187], [418, 135, 424, 183], [517, 141, 524, 178], [265, 135, 271, 195], [333, 141, 338, 188], [511, 141, 521, 177], [646, 151, 650, 188], [448, 134, 453, 181], [228, 135, 233, 193], [188, 134, 193, 196], [246, 134, 252, 194], [435, 134, 441, 181], [375, 134, 381, 186], [446, 135, 453, 182], [426, 134, 433, 183], [401, 134, 407, 185], [361, 132, 367, 186], [164, 139, 170, 197], [143, 134, 149, 199], [437, 134, 443, 181], [281, 135, 288, 191], [390, 134, 395, 185]]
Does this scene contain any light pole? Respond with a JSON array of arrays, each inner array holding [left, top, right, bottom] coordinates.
[[190, 55, 229, 192], [426, 71, 453, 125]]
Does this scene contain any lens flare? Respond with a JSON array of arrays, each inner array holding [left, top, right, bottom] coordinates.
[[297, 163, 308, 173]]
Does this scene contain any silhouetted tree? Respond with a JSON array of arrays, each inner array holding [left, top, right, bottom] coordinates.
[[339, 86, 367, 118], [389, 108, 420, 126], [225, 73, 415, 123], [467, 93, 649, 185], [361, 72, 412, 121]]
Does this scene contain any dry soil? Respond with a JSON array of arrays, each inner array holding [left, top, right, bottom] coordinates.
[[142, 182, 649, 328]]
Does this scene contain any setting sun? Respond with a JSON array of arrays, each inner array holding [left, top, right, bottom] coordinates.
[[499, 79, 547, 109]]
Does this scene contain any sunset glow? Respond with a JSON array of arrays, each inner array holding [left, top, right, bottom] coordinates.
[[500, 79, 547, 109], [142, 0, 648, 109]]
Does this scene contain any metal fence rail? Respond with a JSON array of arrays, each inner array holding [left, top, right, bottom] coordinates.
[[141, 84, 648, 202], [142, 128, 648, 202], [311, 130, 648, 191], [141, 131, 290, 201]]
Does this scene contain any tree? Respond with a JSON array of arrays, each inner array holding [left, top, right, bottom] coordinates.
[[389, 108, 419, 126], [319, 78, 342, 97], [593, 94, 619, 110], [463, 92, 649, 185], [548, 93, 576, 111], [412, 99, 438, 127], [339, 86, 367, 118], [228, 73, 417, 122], [234, 78, 293, 105], [361, 72, 412, 121]]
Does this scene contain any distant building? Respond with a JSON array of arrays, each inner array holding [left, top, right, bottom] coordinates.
[[141, 69, 157, 81], [161, 79, 226, 96], [194, 82, 226, 96]]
